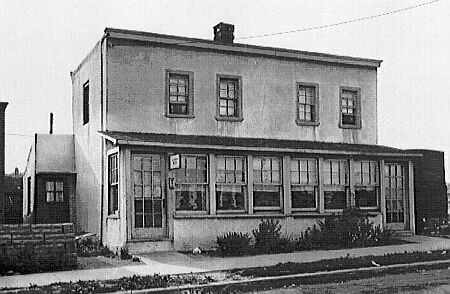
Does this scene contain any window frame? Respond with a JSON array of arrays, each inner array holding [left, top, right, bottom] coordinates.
[[45, 180, 64, 203], [252, 156, 283, 211], [353, 160, 380, 210], [165, 69, 195, 118], [323, 159, 349, 211], [174, 153, 209, 214], [108, 152, 119, 216], [215, 74, 243, 122], [82, 81, 89, 125], [290, 158, 318, 211], [295, 82, 320, 126], [339, 86, 361, 129], [215, 155, 247, 213]]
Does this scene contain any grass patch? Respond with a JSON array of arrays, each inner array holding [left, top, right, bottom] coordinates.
[[4, 250, 450, 293], [234, 249, 450, 277]]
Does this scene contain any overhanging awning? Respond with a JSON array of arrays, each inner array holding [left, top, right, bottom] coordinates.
[[99, 131, 422, 158]]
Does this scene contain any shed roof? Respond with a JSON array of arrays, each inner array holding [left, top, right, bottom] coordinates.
[[99, 131, 420, 158]]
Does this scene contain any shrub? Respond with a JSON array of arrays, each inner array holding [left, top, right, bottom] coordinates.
[[75, 234, 114, 257], [252, 219, 283, 254], [216, 232, 252, 256], [297, 208, 394, 250]]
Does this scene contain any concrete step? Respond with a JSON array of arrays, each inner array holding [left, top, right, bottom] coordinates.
[[127, 240, 174, 254]]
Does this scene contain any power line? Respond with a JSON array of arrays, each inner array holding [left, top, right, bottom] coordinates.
[[237, 0, 441, 40]]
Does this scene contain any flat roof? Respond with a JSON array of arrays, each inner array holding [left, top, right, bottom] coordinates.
[[105, 27, 382, 69], [99, 131, 420, 158]]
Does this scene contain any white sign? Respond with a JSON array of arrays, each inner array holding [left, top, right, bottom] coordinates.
[[169, 154, 181, 170]]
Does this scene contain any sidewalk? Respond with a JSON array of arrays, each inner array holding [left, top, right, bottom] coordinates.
[[1, 235, 450, 290]]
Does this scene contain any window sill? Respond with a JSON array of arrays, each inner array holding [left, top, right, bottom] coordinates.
[[295, 120, 320, 127], [339, 123, 361, 129], [107, 214, 120, 219], [174, 213, 283, 219], [215, 116, 244, 122], [165, 114, 195, 119]]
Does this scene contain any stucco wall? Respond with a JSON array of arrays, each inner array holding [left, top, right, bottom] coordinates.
[[36, 134, 74, 173], [106, 41, 377, 145], [173, 214, 382, 251], [71, 42, 104, 234]]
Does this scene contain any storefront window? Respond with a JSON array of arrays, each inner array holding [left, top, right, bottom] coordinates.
[[216, 156, 247, 211], [253, 157, 282, 210], [290, 158, 317, 209], [323, 159, 348, 210], [353, 160, 379, 208], [175, 155, 208, 212]]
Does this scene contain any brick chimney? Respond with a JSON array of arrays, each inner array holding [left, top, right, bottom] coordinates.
[[213, 22, 234, 44], [0, 102, 7, 224]]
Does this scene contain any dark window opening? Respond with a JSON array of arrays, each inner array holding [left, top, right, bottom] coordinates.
[[83, 81, 90, 125]]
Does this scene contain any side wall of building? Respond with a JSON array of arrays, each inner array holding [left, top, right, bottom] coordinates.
[[106, 41, 378, 145], [408, 149, 447, 233], [22, 141, 35, 223], [36, 135, 75, 173], [71, 42, 104, 234]]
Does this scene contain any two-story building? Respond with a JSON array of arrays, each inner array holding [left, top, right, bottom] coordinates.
[[65, 23, 445, 253]]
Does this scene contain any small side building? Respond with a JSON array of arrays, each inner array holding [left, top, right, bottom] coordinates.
[[23, 134, 76, 224]]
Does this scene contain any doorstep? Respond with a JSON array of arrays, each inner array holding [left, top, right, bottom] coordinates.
[[127, 240, 174, 254]]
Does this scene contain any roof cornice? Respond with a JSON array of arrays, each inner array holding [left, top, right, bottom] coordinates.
[[104, 27, 382, 69]]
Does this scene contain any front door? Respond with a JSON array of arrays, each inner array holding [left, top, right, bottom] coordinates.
[[131, 154, 166, 239], [384, 163, 407, 230]]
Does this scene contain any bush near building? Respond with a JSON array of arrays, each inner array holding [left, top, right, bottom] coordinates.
[[216, 209, 394, 256]]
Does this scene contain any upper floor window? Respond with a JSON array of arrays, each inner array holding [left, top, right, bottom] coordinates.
[[216, 156, 247, 211], [253, 157, 282, 211], [353, 160, 379, 209], [46, 180, 64, 203], [296, 83, 319, 126], [323, 159, 349, 210], [166, 70, 194, 118], [83, 81, 89, 125], [216, 75, 243, 121], [340, 87, 361, 129], [108, 153, 119, 215], [290, 158, 318, 210], [175, 154, 208, 212]]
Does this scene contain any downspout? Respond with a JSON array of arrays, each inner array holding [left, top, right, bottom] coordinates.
[[99, 31, 109, 243]]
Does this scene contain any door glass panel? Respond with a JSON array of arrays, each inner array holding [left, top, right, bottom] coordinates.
[[133, 155, 164, 229], [385, 163, 406, 225]]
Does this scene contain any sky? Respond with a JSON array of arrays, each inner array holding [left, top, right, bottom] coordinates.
[[0, 0, 449, 179]]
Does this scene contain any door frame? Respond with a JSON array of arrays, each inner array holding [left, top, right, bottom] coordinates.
[[128, 152, 168, 240], [383, 161, 409, 231]]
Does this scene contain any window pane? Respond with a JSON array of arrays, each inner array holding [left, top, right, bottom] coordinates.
[[291, 187, 316, 209], [216, 185, 246, 210], [324, 191, 346, 209], [253, 185, 281, 208], [56, 191, 64, 202], [46, 181, 54, 192], [176, 184, 207, 211], [355, 187, 377, 207], [46, 192, 54, 202]]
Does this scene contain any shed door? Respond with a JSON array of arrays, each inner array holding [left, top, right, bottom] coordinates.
[[131, 154, 166, 239], [384, 163, 407, 230]]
